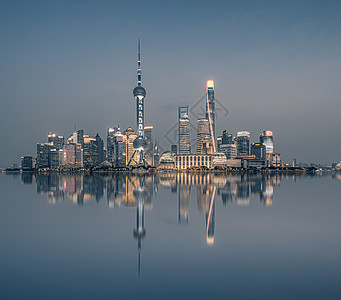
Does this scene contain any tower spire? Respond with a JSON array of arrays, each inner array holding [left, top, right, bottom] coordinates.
[[137, 38, 142, 86]]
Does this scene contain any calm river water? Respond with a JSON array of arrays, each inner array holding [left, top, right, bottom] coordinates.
[[0, 172, 340, 299]]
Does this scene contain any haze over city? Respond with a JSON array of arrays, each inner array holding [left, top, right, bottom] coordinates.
[[1, 0, 341, 166]]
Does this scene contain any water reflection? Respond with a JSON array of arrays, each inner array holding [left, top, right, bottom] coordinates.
[[18, 172, 283, 274], [20, 172, 286, 208]]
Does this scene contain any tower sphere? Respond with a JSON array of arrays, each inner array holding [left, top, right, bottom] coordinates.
[[133, 136, 147, 150], [133, 86, 146, 97]]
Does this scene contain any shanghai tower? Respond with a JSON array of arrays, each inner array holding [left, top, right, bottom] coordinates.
[[132, 39, 148, 165]]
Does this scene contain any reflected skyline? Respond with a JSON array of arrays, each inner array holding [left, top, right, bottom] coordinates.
[[1, 171, 341, 299], [17, 172, 287, 250]]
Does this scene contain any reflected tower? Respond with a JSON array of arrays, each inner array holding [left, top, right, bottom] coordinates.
[[133, 176, 147, 276]]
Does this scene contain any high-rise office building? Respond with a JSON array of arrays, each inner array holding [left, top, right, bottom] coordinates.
[[217, 136, 222, 150], [179, 109, 191, 155], [259, 131, 274, 154], [49, 148, 59, 168], [206, 80, 216, 151], [154, 142, 160, 168], [178, 105, 189, 119], [251, 142, 266, 160], [107, 127, 119, 162], [47, 132, 64, 150], [144, 126, 154, 166], [21, 156, 34, 170], [222, 130, 228, 144], [36, 142, 53, 169], [94, 133, 104, 165], [124, 127, 138, 165], [259, 131, 275, 166], [219, 143, 237, 159], [83, 135, 96, 167], [107, 127, 127, 167], [235, 131, 250, 156], [62, 143, 82, 168], [196, 118, 210, 154]]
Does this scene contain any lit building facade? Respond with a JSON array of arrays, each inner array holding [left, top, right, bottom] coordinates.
[[144, 126, 154, 166], [251, 142, 266, 160], [235, 131, 250, 156], [196, 118, 210, 154], [124, 127, 138, 165], [178, 107, 191, 155], [21, 156, 34, 170], [219, 143, 237, 159], [175, 154, 212, 170], [36, 142, 53, 169], [47, 132, 64, 150], [205, 80, 216, 151], [62, 143, 82, 168]]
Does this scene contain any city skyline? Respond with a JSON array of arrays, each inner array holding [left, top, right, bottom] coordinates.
[[1, 0, 341, 166]]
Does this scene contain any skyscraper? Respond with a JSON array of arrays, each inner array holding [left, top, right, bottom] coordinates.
[[178, 106, 190, 155], [144, 126, 154, 166], [196, 118, 210, 154], [107, 127, 119, 162], [21, 156, 34, 170], [124, 127, 138, 165], [259, 131, 275, 167], [235, 131, 250, 156], [251, 142, 266, 160], [36, 142, 53, 169], [47, 132, 64, 150], [132, 39, 147, 165], [259, 131, 274, 154], [206, 80, 216, 152]]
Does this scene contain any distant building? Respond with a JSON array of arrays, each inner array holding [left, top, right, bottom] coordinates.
[[212, 153, 227, 168], [21, 156, 34, 170], [154, 143, 160, 168], [175, 154, 212, 170], [171, 144, 177, 155], [124, 127, 138, 165], [259, 131, 274, 154], [260, 131, 274, 166], [269, 153, 281, 167], [196, 118, 210, 154], [292, 159, 297, 168], [251, 142, 266, 160], [36, 142, 53, 169], [159, 151, 176, 169], [49, 148, 60, 168], [235, 131, 250, 156], [62, 143, 82, 168], [178, 106, 191, 155], [107, 127, 119, 162], [217, 136, 222, 150], [47, 132, 64, 150], [219, 143, 237, 159], [107, 127, 127, 167], [200, 140, 214, 155], [144, 126, 154, 166], [222, 130, 230, 144]]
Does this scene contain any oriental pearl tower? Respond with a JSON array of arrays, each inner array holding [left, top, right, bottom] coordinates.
[[132, 39, 148, 166]]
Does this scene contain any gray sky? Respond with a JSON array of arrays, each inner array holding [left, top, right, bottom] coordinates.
[[1, 0, 340, 166]]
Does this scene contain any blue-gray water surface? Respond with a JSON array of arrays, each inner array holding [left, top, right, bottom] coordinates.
[[0, 172, 340, 299]]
